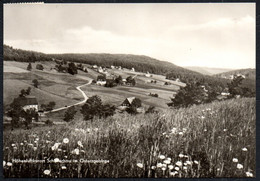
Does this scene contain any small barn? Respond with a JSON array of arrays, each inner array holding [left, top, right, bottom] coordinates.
[[121, 97, 136, 107]]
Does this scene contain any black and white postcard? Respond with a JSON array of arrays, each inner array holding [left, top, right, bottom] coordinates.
[[2, 2, 256, 178]]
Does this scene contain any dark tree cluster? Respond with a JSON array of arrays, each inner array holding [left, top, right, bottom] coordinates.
[[63, 106, 77, 122], [41, 101, 56, 111], [19, 87, 31, 97], [81, 95, 116, 121], [227, 75, 255, 98], [149, 93, 159, 97], [36, 64, 44, 70]]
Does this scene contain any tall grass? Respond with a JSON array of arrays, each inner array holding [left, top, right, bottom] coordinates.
[[3, 98, 255, 178]]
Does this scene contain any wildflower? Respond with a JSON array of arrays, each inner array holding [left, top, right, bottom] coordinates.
[[51, 143, 61, 151], [162, 132, 167, 135], [20, 143, 24, 146], [166, 157, 172, 161], [186, 161, 192, 165], [77, 141, 83, 148], [223, 129, 227, 132], [168, 165, 174, 170], [237, 163, 243, 169], [232, 158, 238, 163], [151, 166, 156, 170], [194, 160, 199, 164], [162, 163, 167, 168], [7, 162, 12, 167], [28, 143, 33, 147], [136, 163, 143, 168], [35, 138, 39, 141], [34, 141, 38, 143], [58, 149, 62, 152], [178, 153, 184, 158], [178, 132, 183, 135], [242, 148, 248, 152], [159, 155, 165, 159], [43, 169, 51, 175], [183, 166, 188, 170], [13, 146, 18, 150], [61, 166, 67, 170], [157, 163, 163, 168], [175, 161, 182, 167], [163, 159, 171, 164], [46, 140, 50, 143], [72, 148, 80, 155], [63, 138, 69, 144], [11, 144, 15, 147], [64, 156, 68, 159], [161, 167, 166, 171], [3, 161, 6, 167], [175, 166, 180, 171], [201, 116, 205, 119], [80, 150, 85, 153], [86, 128, 91, 133], [169, 171, 175, 176], [54, 158, 60, 163], [33, 147, 37, 151], [48, 131, 51, 134], [217, 168, 221, 171], [170, 128, 177, 134], [183, 128, 187, 132], [246, 171, 253, 177], [204, 129, 207, 132]]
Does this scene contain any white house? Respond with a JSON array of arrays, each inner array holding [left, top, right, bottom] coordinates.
[[145, 72, 152, 77], [13, 96, 38, 112], [96, 80, 106, 86]]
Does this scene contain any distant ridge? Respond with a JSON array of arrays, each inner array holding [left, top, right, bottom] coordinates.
[[214, 68, 255, 79], [185, 66, 234, 75]]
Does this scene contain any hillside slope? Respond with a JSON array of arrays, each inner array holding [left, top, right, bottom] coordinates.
[[4, 44, 231, 89]]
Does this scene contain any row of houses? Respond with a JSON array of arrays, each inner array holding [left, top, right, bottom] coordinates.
[[221, 74, 246, 80]]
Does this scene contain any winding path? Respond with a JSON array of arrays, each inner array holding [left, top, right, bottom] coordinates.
[[44, 79, 93, 114]]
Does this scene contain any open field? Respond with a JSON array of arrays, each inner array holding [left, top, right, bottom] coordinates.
[[4, 61, 180, 112], [81, 85, 171, 109], [3, 61, 89, 110], [3, 98, 255, 178]]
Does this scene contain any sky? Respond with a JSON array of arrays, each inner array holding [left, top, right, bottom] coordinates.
[[4, 3, 255, 69]]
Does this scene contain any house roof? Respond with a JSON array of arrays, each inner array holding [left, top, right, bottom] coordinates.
[[14, 96, 38, 107], [126, 97, 136, 104]]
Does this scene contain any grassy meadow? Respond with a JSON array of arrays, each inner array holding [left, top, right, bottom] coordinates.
[[3, 98, 255, 178]]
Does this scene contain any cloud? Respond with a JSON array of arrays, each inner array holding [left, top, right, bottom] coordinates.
[[4, 14, 255, 69]]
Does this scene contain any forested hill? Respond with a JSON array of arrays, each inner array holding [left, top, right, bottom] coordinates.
[[4, 44, 231, 88], [4, 44, 52, 62], [51, 53, 193, 75]]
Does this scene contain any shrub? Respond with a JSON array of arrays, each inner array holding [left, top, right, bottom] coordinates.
[[27, 63, 32, 71], [36, 64, 44, 70], [63, 106, 77, 122], [45, 119, 54, 125]]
